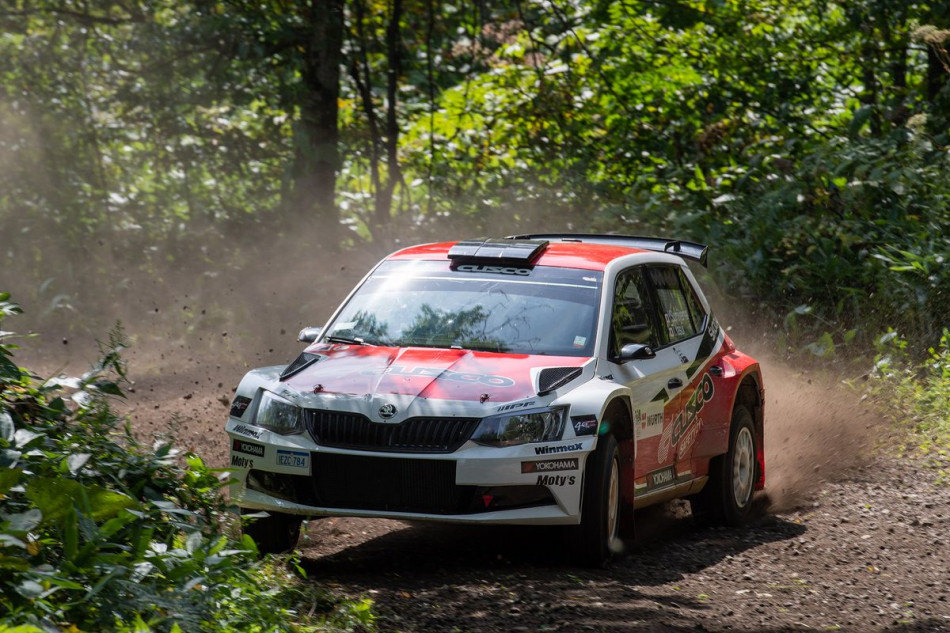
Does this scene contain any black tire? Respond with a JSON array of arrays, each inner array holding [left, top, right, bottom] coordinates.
[[569, 433, 622, 567], [690, 405, 757, 527], [241, 509, 302, 555]]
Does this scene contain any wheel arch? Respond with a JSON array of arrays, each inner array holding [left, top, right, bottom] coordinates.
[[598, 396, 636, 538], [734, 367, 765, 491], [600, 396, 634, 441]]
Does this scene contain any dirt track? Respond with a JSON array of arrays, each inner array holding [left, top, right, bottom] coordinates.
[[22, 341, 950, 632], [299, 455, 950, 632]]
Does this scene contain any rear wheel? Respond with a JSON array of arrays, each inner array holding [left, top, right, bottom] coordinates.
[[569, 433, 622, 567], [241, 509, 302, 555], [690, 405, 757, 526]]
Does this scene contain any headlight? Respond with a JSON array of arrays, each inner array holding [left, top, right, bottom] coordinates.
[[471, 408, 567, 447], [254, 391, 302, 435]]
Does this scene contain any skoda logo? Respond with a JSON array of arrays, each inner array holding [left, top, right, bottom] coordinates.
[[378, 404, 397, 419]]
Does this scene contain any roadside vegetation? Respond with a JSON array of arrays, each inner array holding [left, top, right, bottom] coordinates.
[[865, 329, 950, 468], [0, 294, 375, 632]]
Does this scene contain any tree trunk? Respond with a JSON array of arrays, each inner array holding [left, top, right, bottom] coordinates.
[[289, 0, 345, 250]]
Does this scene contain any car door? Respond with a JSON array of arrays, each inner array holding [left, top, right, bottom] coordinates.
[[608, 264, 712, 497], [606, 266, 682, 494], [643, 265, 712, 483]]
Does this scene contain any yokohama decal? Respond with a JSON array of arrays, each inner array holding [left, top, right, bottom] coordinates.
[[521, 458, 579, 473]]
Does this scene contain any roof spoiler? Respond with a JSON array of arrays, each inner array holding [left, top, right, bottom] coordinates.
[[506, 233, 709, 267]]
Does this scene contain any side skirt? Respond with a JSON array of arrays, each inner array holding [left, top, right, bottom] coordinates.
[[633, 476, 708, 510]]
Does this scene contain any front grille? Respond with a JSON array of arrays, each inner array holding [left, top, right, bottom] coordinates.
[[304, 410, 479, 453]]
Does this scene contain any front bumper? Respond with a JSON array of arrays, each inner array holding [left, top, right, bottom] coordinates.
[[226, 419, 594, 526]]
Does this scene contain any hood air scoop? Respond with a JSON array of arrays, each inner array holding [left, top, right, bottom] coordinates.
[[537, 367, 583, 396], [280, 352, 323, 381]]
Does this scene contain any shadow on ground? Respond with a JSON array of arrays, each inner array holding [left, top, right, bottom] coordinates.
[[300, 502, 809, 632]]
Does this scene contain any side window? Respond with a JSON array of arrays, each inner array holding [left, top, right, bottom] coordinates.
[[647, 266, 706, 344], [611, 268, 659, 356], [681, 271, 707, 333]]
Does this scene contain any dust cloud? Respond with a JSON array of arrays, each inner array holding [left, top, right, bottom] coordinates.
[[750, 349, 884, 512]]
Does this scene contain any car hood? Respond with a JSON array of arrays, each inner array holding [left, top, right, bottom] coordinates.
[[279, 343, 588, 405]]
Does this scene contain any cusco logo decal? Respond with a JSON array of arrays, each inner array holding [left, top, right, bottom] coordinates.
[[456, 264, 531, 276], [670, 373, 714, 447], [365, 365, 516, 387]]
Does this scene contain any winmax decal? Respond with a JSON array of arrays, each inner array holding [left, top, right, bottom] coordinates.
[[232, 423, 263, 439], [535, 442, 582, 455], [232, 439, 265, 458], [521, 458, 579, 473], [669, 373, 715, 450], [368, 366, 516, 387]]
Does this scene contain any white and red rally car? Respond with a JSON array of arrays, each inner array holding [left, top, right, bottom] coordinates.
[[227, 234, 765, 565]]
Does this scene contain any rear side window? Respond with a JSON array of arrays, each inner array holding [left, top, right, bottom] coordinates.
[[647, 267, 707, 345]]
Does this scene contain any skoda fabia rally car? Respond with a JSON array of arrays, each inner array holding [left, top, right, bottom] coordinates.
[[226, 234, 765, 565]]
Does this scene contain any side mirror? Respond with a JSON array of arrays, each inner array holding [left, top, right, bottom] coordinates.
[[618, 343, 656, 363], [297, 326, 323, 343]]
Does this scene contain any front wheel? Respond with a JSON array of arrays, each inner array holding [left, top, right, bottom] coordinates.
[[569, 434, 622, 567], [690, 405, 757, 526], [241, 509, 302, 555]]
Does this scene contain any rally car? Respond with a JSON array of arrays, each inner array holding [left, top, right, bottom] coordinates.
[[226, 234, 765, 565]]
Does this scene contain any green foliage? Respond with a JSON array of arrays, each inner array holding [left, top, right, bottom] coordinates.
[[1, 0, 948, 357], [0, 301, 375, 632], [865, 329, 950, 474]]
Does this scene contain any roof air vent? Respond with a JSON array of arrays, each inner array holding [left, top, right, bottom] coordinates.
[[448, 238, 548, 264]]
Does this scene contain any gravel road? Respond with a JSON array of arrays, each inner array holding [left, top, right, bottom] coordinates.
[[299, 453, 950, 632]]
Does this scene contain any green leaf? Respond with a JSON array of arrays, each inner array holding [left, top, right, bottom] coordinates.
[[0, 411, 14, 442], [0, 554, 30, 570], [0, 534, 26, 549], [806, 332, 836, 359], [63, 506, 78, 562], [185, 530, 202, 554], [92, 380, 125, 398], [0, 466, 19, 494], [849, 105, 873, 137], [66, 452, 92, 475], [13, 429, 42, 449], [5, 508, 42, 534], [99, 510, 139, 538], [26, 478, 138, 525]]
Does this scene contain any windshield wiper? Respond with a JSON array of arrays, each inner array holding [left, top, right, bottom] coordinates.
[[325, 335, 368, 345]]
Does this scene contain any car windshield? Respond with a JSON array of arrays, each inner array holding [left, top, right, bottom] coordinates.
[[324, 260, 603, 357]]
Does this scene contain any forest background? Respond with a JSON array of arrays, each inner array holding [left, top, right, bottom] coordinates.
[[1, 0, 948, 357], [1, 1, 950, 631]]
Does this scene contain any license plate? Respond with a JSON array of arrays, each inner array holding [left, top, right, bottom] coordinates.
[[276, 449, 309, 470]]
